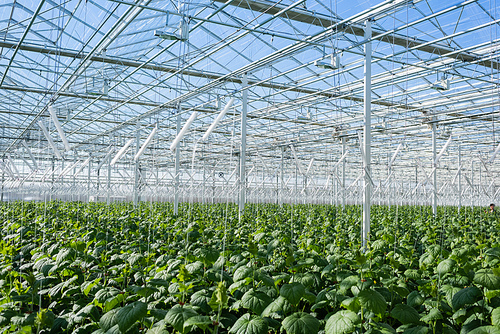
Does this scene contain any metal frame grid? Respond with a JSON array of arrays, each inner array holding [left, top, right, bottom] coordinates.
[[0, 0, 499, 208]]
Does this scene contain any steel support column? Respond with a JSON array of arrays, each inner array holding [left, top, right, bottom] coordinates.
[[342, 137, 346, 210], [432, 123, 437, 215], [174, 111, 181, 215], [134, 123, 140, 205], [458, 145, 462, 211], [239, 73, 248, 217], [362, 20, 372, 250]]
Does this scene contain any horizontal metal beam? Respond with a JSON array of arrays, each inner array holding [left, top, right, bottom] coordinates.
[[214, 0, 499, 70], [0, 40, 420, 112]]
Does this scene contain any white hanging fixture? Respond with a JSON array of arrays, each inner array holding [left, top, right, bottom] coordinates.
[[435, 135, 452, 165], [430, 77, 450, 91], [48, 105, 71, 152], [7, 154, 20, 179], [74, 156, 92, 177], [21, 140, 38, 170], [315, 53, 341, 70], [97, 146, 114, 171], [202, 98, 234, 141], [489, 142, 500, 163], [111, 138, 134, 165], [135, 125, 157, 161], [170, 111, 198, 152], [38, 120, 62, 159], [388, 143, 403, 169]]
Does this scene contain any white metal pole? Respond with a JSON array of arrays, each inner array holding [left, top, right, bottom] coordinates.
[[280, 147, 284, 205], [174, 112, 181, 215], [342, 137, 346, 210], [458, 145, 462, 211], [134, 122, 140, 206], [239, 73, 248, 217], [362, 19, 372, 250], [432, 123, 437, 215]]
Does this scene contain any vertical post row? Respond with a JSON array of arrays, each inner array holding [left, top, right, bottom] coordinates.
[[432, 122, 437, 215], [239, 73, 248, 217], [362, 19, 372, 250], [174, 110, 181, 215], [134, 122, 140, 205], [342, 137, 346, 210], [458, 144, 462, 211]]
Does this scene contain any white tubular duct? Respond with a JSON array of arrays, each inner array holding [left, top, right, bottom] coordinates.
[[2, 163, 15, 180], [58, 161, 78, 179], [7, 154, 20, 179], [111, 138, 134, 165], [170, 111, 198, 152], [38, 120, 62, 159], [202, 98, 234, 141], [48, 105, 71, 152], [435, 135, 452, 165], [97, 147, 114, 171], [306, 157, 315, 175], [333, 150, 349, 170], [489, 142, 500, 163], [289, 145, 305, 175], [21, 140, 38, 170], [135, 126, 157, 161], [389, 143, 403, 169], [74, 156, 91, 177]]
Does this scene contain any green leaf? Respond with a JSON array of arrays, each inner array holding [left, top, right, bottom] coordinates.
[[420, 308, 442, 323], [402, 326, 429, 334], [436, 259, 456, 276], [452, 286, 482, 310], [407, 291, 424, 308], [165, 305, 198, 333], [234, 266, 254, 282], [325, 310, 360, 334], [116, 301, 147, 333], [261, 296, 293, 318], [282, 312, 319, 334], [229, 313, 268, 334], [474, 269, 500, 290], [391, 304, 420, 324], [209, 282, 229, 311], [468, 326, 500, 334], [241, 288, 272, 314], [492, 307, 500, 327], [340, 297, 360, 313], [358, 289, 387, 315], [280, 283, 306, 305], [183, 315, 212, 332], [100, 308, 119, 332]]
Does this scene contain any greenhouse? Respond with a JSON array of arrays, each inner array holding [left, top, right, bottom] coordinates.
[[0, 0, 500, 333]]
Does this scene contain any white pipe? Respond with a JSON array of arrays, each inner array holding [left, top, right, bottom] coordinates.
[[38, 120, 62, 159], [97, 147, 114, 171], [111, 138, 134, 165], [48, 106, 71, 152], [7, 154, 20, 179], [435, 135, 452, 166], [306, 158, 315, 175], [74, 156, 91, 177], [21, 140, 38, 170], [135, 126, 157, 161], [333, 149, 349, 170], [489, 142, 500, 163], [389, 143, 403, 169], [58, 161, 78, 179], [202, 98, 234, 141], [2, 161, 16, 180], [170, 112, 197, 152], [289, 145, 304, 175]]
